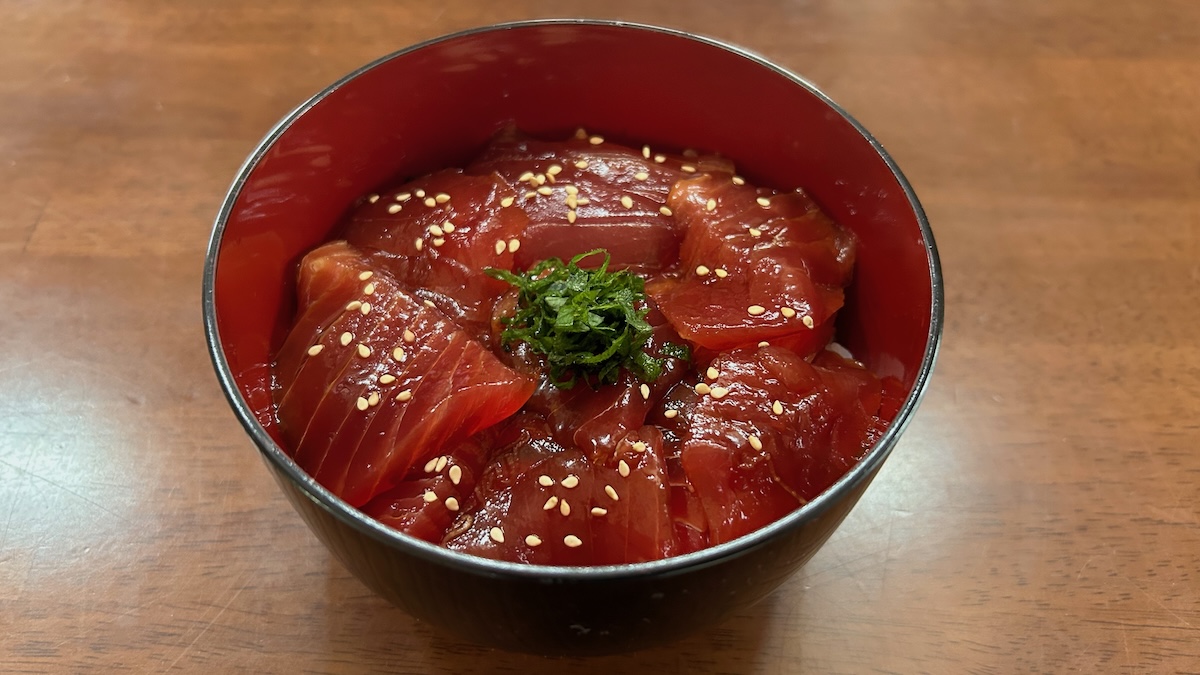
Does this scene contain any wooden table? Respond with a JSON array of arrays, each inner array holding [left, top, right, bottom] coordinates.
[[3, 1, 1197, 672]]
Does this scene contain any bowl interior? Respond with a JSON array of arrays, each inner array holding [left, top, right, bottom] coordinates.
[[209, 20, 937, 555]]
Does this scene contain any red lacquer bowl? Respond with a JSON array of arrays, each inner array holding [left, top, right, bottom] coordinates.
[[203, 20, 942, 655]]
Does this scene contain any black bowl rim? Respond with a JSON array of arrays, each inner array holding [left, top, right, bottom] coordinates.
[[202, 18, 944, 582]]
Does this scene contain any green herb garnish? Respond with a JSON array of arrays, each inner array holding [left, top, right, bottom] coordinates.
[[486, 249, 679, 389]]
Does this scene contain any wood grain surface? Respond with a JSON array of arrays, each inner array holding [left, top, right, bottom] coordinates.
[[2, 1, 1198, 672]]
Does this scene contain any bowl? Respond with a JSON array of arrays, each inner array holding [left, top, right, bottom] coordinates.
[[203, 19, 942, 655]]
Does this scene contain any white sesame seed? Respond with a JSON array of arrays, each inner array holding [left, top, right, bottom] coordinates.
[[414, 238, 423, 251], [346, 300, 362, 311], [379, 374, 396, 384], [664, 409, 679, 419], [547, 164, 563, 176], [682, 165, 697, 173], [442, 222, 455, 233], [435, 193, 450, 204], [749, 227, 763, 237], [494, 239, 506, 255], [620, 195, 633, 209], [634, 171, 649, 181], [589, 135, 604, 145], [564, 185, 579, 196], [566, 194, 577, 209], [781, 307, 797, 318], [422, 490, 437, 503], [396, 389, 412, 402], [748, 305, 767, 316], [363, 282, 375, 295], [500, 196, 515, 208], [758, 341, 770, 347], [396, 192, 412, 201], [415, 189, 426, 198], [392, 347, 405, 361], [543, 495, 558, 510], [355, 396, 368, 411], [695, 265, 710, 277], [695, 383, 712, 395], [561, 474, 580, 489], [537, 186, 553, 196], [706, 198, 717, 211], [706, 367, 720, 380], [357, 344, 371, 358], [538, 475, 554, 487], [445, 497, 460, 512], [640, 383, 650, 400], [358, 271, 373, 281], [618, 460, 630, 477], [564, 535, 583, 548], [490, 527, 505, 543], [524, 191, 536, 201], [749, 434, 763, 451], [525, 534, 542, 547], [306, 343, 325, 357], [756, 196, 771, 207], [575, 159, 589, 169], [367, 392, 380, 407], [802, 315, 815, 329], [773, 400, 784, 415], [423, 300, 435, 308], [591, 507, 608, 516], [631, 441, 647, 453], [432, 238, 445, 247], [714, 268, 728, 278], [710, 386, 729, 399], [577, 198, 589, 206], [660, 206, 673, 216], [567, 210, 577, 224], [424, 197, 436, 207], [642, 145, 651, 159], [387, 204, 402, 214], [368, 194, 380, 203], [507, 238, 521, 253], [434, 455, 448, 473], [403, 329, 416, 343], [517, 171, 534, 182], [732, 176, 745, 186], [559, 499, 571, 516], [360, 302, 371, 315], [448, 465, 462, 485], [535, 173, 547, 185], [340, 332, 353, 346], [429, 224, 444, 237], [604, 485, 619, 501], [424, 457, 438, 473], [654, 154, 666, 163]]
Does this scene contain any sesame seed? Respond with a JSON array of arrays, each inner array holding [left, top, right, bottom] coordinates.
[[442, 222, 454, 233], [387, 204, 402, 214], [564, 185, 579, 196], [525, 534, 542, 547], [424, 197, 436, 207], [631, 441, 647, 453], [714, 268, 729, 278], [749, 227, 763, 237], [710, 386, 729, 399], [423, 300, 435, 308], [360, 302, 371, 315], [435, 193, 450, 204], [589, 135, 604, 145], [363, 282, 375, 295], [445, 497, 460, 512], [591, 507, 608, 517], [358, 271, 373, 281], [706, 198, 717, 211], [575, 159, 589, 169], [618, 460, 630, 477], [732, 175, 746, 186], [422, 490, 438, 503], [494, 240, 506, 255], [695, 265, 710, 276], [758, 341, 770, 347], [507, 238, 520, 253], [620, 195, 633, 209], [567, 210, 577, 224], [538, 475, 554, 487], [379, 374, 396, 384], [664, 409, 679, 419], [682, 165, 697, 173], [357, 344, 371, 358], [424, 457, 438, 473], [367, 392, 380, 407], [415, 189, 426, 198], [414, 238, 423, 251], [346, 300, 362, 311], [654, 154, 666, 163], [537, 186, 552, 196], [368, 194, 380, 203], [547, 164, 563, 176], [756, 196, 771, 207], [403, 329, 416, 343], [781, 307, 796, 318], [435, 455, 448, 472], [543, 495, 558, 510], [396, 192, 411, 201], [642, 145, 651, 159], [517, 171, 534, 182], [307, 344, 324, 356], [395, 347, 409, 361], [706, 367, 719, 379], [561, 474, 580, 489], [640, 383, 650, 400], [748, 305, 766, 316], [634, 171, 649, 181], [604, 485, 619, 500], [559, 499, 571, 516], [772, 400, 784, 415], [562, 534, 583, 548], [396, 389, 412, 402], [566, 194, 577, 209], [489, 527, 505, 543], [802, 315, 815, 329], [340, 332, 353, 346], [695, 383, 712, 395], [660, 206, 673, 216], [432, 238, 445, 247], [429, 224, 444, 237], [355, 396, 368, 411], [749, 434, 763, 451], [449, 465, 462, 485], [575, 127, 588, 139], [500, 196, 515, 207], [577, 198, 590, 206]]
